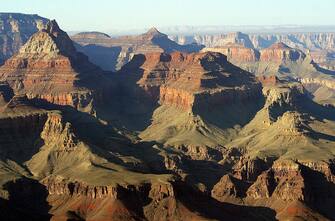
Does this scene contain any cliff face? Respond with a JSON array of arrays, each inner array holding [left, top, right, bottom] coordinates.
[[42, 177, 119, 199], [119, 51, 261, 111], [192, 32, 255, 48], [0, 13, 48, 63], [0, 20, 106, 113], [249, 33, 335, 51]]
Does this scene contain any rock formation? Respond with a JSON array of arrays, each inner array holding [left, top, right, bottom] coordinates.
[[201, 43, 260, 62], [0, 13, 48, 63], [174, 31, 335, 73], [259, 42, 306, 62], [119, 51, 261, 110], [0, 20, 107, 113]]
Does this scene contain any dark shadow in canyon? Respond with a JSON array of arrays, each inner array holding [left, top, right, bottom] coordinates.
[[193, 59, 266, 130], [183, 159, 229, 191], [297, 92, 335, 122], [102, 54, 160, 132], [193, 97, 265, 131], [0, 178, 51, 221], [300, 164, 335, 220], [313, 61, 335, 76], [0, 113, 46, 164], [173, 181, 278, 221], [74, 42, 122, 71]]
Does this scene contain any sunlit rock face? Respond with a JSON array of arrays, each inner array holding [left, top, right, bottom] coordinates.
[[0, 13, 48, 63]]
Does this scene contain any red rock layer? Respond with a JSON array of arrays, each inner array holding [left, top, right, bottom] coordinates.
[[121, 51, 261, 110], [0, 20, 105, 112]]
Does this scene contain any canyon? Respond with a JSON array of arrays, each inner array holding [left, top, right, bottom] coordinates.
[[0, 13, 334, 221]]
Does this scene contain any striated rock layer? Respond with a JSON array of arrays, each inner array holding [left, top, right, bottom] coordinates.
[[201, 43, 260, 62], [119, 51, 261, 110], [0, 20, 107, 113], [259, 42, 306, 62]]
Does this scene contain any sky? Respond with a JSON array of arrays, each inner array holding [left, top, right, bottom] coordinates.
[[1, 0, 335, 32]]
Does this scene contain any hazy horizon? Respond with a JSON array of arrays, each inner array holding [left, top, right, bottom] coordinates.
[[2, 0, 335, 34]]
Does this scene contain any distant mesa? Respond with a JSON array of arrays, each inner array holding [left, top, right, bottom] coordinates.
[[71, 31, 111, 40], [71, 27, 205, 71]]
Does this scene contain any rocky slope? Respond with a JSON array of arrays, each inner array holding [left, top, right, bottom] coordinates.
[[0, 13, 48, 64]]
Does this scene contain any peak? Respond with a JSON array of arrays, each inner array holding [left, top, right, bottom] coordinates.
[[17, 19, 77, 58], [142, 27, 166, 39], [147, 27, 161, 34]]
